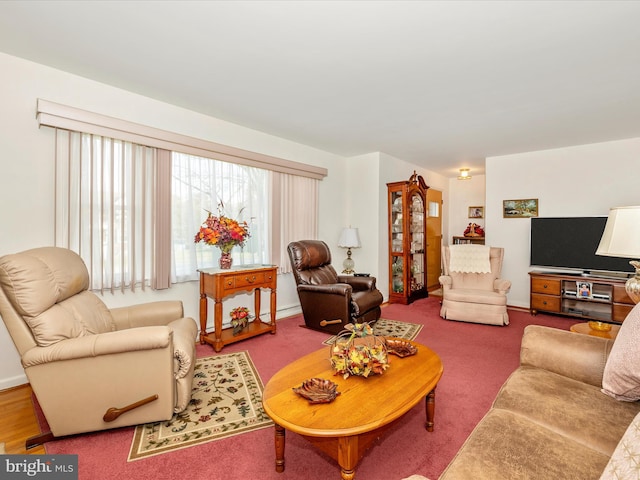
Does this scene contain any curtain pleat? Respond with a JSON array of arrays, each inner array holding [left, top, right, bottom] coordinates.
[[275, 173, 319, 274], [54, 130, 157, 292]]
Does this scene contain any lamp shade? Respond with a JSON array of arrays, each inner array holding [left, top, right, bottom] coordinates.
[[338, 228, 361, 249], [596, 206, 640, 258]]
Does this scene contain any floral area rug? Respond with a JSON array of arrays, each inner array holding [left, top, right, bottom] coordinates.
[[128, 351, 272, 461], [322, 318, 423, 345]]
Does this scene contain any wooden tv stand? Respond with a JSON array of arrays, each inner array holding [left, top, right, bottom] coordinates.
[[529, 271, 634, 324]]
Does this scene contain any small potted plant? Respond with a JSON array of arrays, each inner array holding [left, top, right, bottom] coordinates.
[[230, 307, 251, 335]]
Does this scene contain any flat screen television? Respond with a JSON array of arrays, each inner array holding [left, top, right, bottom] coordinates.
[[530, 217, 634, 276]]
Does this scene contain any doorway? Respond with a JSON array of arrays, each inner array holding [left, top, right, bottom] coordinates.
[[426, 189, 443, 291]]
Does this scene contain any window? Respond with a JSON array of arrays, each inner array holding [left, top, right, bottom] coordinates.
[[171, 153, 269, 282], [43, 100, 324, 290]]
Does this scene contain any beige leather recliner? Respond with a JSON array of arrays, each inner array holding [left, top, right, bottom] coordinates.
[[0, 247, 198, 447], [439, 245, 511, 326]]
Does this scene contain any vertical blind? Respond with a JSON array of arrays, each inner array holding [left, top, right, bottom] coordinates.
[[44, 100, 324, 290], [54, 129, 158, 293]]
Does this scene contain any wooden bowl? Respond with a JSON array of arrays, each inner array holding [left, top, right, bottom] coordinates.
[[292, 378, 340, 404]]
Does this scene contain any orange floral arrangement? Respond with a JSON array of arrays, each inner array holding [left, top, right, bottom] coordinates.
[[194, 204, 250, 253], [330, 323, 389, 379]]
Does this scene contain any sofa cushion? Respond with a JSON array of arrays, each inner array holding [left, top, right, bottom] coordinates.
[[602, 303, 640, 401], [493, 366, 640, 456], [439, 408, 610, 480], [599, 411, 640, 480], [442, 288, 507, 306]]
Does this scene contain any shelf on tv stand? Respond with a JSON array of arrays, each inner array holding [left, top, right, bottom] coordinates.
[[529, 271, 634, 323]]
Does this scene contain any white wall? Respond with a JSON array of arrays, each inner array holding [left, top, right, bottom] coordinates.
[[486, 138, 640, 308], [447, 174, 486, 244], [0, 52, 349, 389]]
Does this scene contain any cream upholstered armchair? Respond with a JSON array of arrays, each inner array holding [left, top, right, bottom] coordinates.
[[0, 247, 198, 448], [439, 245, 511, 326]]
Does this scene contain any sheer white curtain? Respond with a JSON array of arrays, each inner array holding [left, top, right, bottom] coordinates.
[[54, 130, 157, 293], [273, 173, 319, 274], [171, 153, 269, 282]]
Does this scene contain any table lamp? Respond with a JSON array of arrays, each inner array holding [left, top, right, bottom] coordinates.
[[596, 206, 640, 304], [338, 227, 361, 274]]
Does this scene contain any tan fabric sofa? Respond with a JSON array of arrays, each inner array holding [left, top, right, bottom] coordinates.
[[440, 322, 640, 479]]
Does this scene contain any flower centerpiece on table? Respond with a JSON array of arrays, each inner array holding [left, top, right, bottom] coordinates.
[[194, 203, 250, 269], [230, 306, 251, 335], [330, 322, 389, 379]]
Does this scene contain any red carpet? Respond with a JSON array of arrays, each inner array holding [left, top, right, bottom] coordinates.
[[43, 297, 572, 480]]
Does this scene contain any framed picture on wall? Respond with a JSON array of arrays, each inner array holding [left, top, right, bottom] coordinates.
[[503, 199, 538, 218], [468, 206, 484, 218]]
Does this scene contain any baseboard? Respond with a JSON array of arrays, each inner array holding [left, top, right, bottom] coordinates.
[[0, 373, 28, 392]]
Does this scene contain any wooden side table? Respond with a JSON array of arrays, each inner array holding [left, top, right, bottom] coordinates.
[[570, 322, 620, 340], [198, 265, 277, 352]]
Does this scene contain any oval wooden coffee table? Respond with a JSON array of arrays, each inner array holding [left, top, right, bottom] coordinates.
[[262, 340, 443, 480]]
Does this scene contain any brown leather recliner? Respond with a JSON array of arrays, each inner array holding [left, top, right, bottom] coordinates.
[[0, 247, 198, 448], [287, 240, 383, 334]]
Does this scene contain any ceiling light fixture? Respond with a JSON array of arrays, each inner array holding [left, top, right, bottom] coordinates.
[[458, 168, 471, 180]]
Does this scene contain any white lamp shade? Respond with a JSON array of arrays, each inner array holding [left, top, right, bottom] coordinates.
[[596, 206, 640, 258], [338, 228, 361, 249]]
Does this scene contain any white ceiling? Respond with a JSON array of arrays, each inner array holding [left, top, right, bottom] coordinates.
[[1, 0, 640, 177]]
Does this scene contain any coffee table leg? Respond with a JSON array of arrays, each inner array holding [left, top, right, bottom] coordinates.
[[274, 423, 285, 472], [337, 436, 357, 480], [425, 387, 436, 432]]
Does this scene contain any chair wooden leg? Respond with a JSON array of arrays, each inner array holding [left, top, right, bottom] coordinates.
[[26, 431, 56, 449]]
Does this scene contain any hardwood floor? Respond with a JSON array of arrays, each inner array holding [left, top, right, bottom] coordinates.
[[0, 384, 46, 454]]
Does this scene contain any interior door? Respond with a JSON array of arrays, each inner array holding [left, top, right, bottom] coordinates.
[[426, 189, 443, 291]]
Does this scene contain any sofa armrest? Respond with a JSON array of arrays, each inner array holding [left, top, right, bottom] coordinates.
[[338, 275, 377, 291], [21, 326, 173, 367], [110, 301, 184, 330], [494, 278, 512, 294], [520, 325, 614, 387]]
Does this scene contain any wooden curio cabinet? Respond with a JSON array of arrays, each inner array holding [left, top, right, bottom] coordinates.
[[387, 172, 429, 304]]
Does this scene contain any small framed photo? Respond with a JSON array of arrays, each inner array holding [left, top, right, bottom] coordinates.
[[576, 281, 592, 299], [468, 206, 484, 219], [502, 198, 538, 218]]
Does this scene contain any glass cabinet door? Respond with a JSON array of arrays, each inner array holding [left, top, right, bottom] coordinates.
[[409, 193, 425, 294], [390, 190, 404, 293]]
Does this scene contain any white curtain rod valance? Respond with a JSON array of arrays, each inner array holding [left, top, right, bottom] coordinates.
[[36, 99, 328, 180]]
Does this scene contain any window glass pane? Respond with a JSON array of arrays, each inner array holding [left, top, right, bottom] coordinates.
[[429, 201, 440, 218], [171, 153, 269, 282]]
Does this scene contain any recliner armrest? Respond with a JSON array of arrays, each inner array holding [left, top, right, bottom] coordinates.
[[298, 283, 352, 296], [110, 301, 184, 330], [439, 275, 452, 289], [520, 325, 614, 387], [21, 326, 173, 367], [338, 275, 377, 291]]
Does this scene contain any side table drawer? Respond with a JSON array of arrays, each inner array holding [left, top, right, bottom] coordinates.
[[531, 278, 561, 295], [235, 272, 265, 288], [531, 294, 560, 312]]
